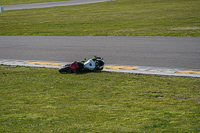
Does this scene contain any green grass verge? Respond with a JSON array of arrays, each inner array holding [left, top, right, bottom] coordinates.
[[1, 65, 200, 132], [0, 0, 68, 5], [0, 0, 199, 36]]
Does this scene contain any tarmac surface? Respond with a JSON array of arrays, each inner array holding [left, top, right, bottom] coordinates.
[[1, 36, 199, 69], [3, 0, 111, 11], [0, 59, 200, 78]]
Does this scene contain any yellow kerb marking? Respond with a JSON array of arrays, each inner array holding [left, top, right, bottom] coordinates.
[[25, 62, 144, 70], [176, 70, 200, 74], [26, 62, 67, 66], [104, 65, 143, 70]]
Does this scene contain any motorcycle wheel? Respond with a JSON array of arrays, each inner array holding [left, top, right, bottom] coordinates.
[[58, 66, 72, 73], [96, 67, 103, 71]]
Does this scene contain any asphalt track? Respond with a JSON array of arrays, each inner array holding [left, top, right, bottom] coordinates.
[[3, 0, 111, 10], [0, 36, 200, 69]]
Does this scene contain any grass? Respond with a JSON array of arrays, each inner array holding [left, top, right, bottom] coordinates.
[[0, 0, 68, 5], [0, 0, 199, 36], [0, 65, 200, 132]]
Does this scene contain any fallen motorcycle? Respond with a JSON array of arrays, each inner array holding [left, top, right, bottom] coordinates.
[[58, 56, 104, 73]]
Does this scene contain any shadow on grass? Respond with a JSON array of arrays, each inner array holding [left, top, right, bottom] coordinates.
[[59, 70, 104, 75]]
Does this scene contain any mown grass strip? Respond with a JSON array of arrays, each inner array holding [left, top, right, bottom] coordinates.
[[0, 0, 199, 36], [1, 65, 200, 132]]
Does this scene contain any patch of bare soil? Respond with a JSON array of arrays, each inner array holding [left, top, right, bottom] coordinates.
[[171, 27, 200, 30]]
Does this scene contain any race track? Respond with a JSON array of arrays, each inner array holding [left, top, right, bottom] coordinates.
[[0, 36, 199, 69], [3, 0, 111, 10]]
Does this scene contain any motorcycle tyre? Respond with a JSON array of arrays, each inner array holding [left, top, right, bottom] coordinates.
[[58, 66, 72, 73], [96, 67, 103, 71]]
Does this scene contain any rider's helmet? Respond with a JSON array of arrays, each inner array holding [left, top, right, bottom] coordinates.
[[95, 59, 104, 70]]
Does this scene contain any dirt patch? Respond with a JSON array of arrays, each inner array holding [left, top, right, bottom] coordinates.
[[171, 27, 200, 30]]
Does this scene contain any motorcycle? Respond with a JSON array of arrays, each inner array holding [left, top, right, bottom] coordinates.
[[58, 56, 105, 73]]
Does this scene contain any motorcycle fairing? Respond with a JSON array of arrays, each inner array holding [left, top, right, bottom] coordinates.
[[84, 59, 95, 70]]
